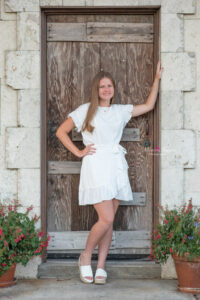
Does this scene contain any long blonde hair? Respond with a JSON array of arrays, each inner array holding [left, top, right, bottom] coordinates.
[[82, 71, 116, 133]]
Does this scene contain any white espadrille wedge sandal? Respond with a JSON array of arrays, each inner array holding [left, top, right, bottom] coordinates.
[[78, 256, 94, 284], [94, 268, 107, 284]]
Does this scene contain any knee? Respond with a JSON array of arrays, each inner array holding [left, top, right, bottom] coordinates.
[[99, 214, 114, 227]]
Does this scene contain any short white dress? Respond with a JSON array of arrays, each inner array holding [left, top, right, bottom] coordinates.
[[67, 102, 134, 206]]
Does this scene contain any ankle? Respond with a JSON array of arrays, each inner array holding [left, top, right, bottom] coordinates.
[[97, 264, 105, 270], [82, 250, 92, 258]]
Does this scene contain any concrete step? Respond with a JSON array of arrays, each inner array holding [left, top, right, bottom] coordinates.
[[38, 259, 161, 279]]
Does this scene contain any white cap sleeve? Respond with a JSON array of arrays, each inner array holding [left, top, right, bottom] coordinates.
[[67, 103, 89, 132], [122, 104, 134, 127]]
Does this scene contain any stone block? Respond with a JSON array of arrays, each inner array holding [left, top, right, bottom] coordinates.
[[16, 256, 41, 279], [185, 19, 200, 52], [19, 89, 40, 127], [160, 91, 183, 129], [185, 19, 200, 92], [185, 168, 200, 192], [161, 52, 195, 91], [17, 12, 39, 50], [0, 135, 6, 168], [92, 0, 163, 4], [161, 255, 177, 279], [6, 128, 40, 168], [0, 20, 16, 50], [6, 51, 40, 89], [0, 20, 16, 78], [184, 92, 200, 130], [63, 0, 85, 4], [184, 192, 200, 206], [161, 130, 196, 168], [0, 0, 16, 20], [161, 168, 184, 208], [161, 14, 183, 52], [197, 130, 200, 165], [0, 169, 17, 200], [92, 0, 139, 5], [161, 0, 196, 14], [18, 169, 40, 207], [0, 84, 17, 135], [40, 0, 63, 5], [5, 0, 39, 12], [86, 0, 94, 5], [184, 0, 200, 19]]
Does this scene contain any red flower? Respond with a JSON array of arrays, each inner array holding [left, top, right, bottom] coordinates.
[[8, 205, 13, 211], [170, 248, 173, 253], [4, 241, 8, 246], [148, 255, 154, 261], [38, 230, 44, 237], [164, 219, 168, 225], [2, 263, 6, 267], [169, 234, 172, 239], [27, 205, 34, 211], [0, 229, 3, 236], [157, 234, 161, 239]]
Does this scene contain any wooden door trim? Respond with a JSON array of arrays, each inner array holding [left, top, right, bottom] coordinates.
[[41, 6, 160, 262]]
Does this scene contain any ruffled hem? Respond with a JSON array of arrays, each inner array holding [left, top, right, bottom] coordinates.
[[78, 181, 133, 206]]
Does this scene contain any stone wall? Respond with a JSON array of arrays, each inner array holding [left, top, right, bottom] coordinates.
[[0, 0, 199, 279]]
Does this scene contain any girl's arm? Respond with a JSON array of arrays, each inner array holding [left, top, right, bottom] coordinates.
[[132, 61, 164, 117], [56, 118, 96, 158]]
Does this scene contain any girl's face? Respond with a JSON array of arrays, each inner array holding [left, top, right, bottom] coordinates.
[[98, 77, 114, 102]]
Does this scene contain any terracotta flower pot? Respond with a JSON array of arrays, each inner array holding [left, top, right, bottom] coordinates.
[[172, 252, 200, 294], [0, 264, 17, 288]]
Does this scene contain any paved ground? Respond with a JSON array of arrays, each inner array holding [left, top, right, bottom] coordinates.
[[0, 278, 199, 300]]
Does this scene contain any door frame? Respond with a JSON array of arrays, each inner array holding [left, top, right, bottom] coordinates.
[[41, 6, 161, 262]]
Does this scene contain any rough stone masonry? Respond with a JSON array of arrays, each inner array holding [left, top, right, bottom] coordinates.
[[0, 0, 199, 279]]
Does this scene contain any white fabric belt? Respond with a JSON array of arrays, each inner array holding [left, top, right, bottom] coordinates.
[[92, 143, 127, 155], [92, 143, 128, 174]]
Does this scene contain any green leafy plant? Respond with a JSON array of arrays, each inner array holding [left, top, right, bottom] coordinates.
[[149, 199, 200, 264], [0, 200, 50, 277]]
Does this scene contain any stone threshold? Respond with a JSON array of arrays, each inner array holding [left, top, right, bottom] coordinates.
[[38, 259, 161, 279]]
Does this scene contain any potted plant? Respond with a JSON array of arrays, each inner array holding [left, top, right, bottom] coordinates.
[[0, 199, 50, 288], [149, 199, 200, 294]]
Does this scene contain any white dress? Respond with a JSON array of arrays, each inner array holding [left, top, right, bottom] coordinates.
[[67, 102, 134, 206]]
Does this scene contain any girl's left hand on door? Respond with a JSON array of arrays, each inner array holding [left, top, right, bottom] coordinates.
[[155, 60, 164, 80]]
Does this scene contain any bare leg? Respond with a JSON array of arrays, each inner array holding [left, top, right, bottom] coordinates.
[[95, 199, 120, 279], [79, 199, 115, 280], [97, 199, 120, 269]]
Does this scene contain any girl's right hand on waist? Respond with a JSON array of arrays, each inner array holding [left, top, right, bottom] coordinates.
[[77, 144, 96, 158]]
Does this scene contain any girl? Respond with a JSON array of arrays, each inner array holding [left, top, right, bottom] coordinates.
[[56, 61, 163, 284]]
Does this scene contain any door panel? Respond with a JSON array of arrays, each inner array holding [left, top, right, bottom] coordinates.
[[46, 13, 154, 254]]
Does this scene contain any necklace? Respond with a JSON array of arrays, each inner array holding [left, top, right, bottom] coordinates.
[[98, 106, 111, 113]]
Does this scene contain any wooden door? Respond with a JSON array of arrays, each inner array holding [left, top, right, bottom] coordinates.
[[46, 12, 156, 256]]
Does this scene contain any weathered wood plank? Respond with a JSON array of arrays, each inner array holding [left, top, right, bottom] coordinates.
[[47, 22, 153, 42], [49, 161, 81, 174], [71, 127, 140, 142], [48, 230, 151, 250], [120, 193, 146, 206], [47, 174, 72, 231], [47, 23, 86, 41], [87, 22, 153, 42]]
